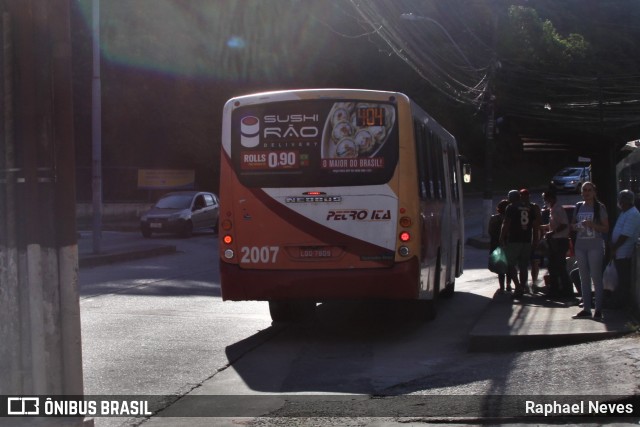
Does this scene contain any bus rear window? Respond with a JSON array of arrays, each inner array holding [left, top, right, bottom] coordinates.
[[230, 100, 398, 187]]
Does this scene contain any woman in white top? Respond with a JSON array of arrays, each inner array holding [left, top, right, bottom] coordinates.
[[571, 182, 609, 320]]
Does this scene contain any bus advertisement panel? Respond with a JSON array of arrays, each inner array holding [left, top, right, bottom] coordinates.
[[219, 89, 464, 322], [232, 99, 398, 188]]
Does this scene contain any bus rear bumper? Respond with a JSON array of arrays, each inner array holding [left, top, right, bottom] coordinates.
[[220, 257, 420, 301]]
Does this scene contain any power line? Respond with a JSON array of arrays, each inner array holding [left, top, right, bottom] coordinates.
[[347, 0, 640, 135], [348, 0, 491, 108]]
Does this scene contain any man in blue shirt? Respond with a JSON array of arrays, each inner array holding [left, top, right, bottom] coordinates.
[[610, 189, 640, 308]]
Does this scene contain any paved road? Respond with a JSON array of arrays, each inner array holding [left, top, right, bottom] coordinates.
[[75, 192, 640, 427]]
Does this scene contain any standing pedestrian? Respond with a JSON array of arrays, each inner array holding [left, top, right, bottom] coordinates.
[[520, 189, 543, 287], [500, 189, 541, 298], [489, 199, 511, 293], [571, 182, 609, 320], [542, 190, 572, 298], [609, 189, 640, 308]]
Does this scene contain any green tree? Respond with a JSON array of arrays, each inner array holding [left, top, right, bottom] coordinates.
[[499, 6, 590, 72]]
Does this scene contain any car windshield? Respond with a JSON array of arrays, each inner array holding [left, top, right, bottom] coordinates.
[[155, 194, 193, 209], [558, 168, 581, 177]]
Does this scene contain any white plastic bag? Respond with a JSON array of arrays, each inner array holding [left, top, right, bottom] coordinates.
[[603, 260, 618, 291]]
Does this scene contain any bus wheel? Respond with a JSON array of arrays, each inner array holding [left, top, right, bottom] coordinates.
[[268, 300, 316, 322]]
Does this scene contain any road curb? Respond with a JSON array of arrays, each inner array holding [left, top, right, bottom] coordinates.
[[79, 244, 177, 268], [467, 236, 490, 250], [468, 329, 633, 352]]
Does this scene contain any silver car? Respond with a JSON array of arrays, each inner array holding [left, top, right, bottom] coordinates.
[[550, 166, 591, 193], [140, 191, 219, 238]]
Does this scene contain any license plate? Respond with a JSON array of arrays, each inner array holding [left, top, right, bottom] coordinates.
[[299, 247, 332, 258], [150, 223, 163, 229]]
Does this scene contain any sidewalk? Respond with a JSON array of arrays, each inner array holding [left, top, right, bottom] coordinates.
[[462, 191, 639, 351], [77, 230, 177, 268], [469, 291, 638, 352]]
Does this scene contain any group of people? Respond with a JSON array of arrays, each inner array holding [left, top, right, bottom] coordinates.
[[488, 182, 640, 321], [488, 188, 542, 298]]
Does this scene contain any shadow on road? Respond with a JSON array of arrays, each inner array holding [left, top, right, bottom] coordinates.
[[223, 292, 507, 397]]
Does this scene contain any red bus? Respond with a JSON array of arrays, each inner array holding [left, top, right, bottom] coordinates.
[[219, 89, 465, 321]]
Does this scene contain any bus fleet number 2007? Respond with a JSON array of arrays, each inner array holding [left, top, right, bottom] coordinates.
[[240, 246, 279, 263]]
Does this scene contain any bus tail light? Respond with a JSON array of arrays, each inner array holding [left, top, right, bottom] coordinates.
[[398, 246, 410, 257], [399, 231, 411, 242], [221, 217, 234, 258], [399, 216, 412, 228]]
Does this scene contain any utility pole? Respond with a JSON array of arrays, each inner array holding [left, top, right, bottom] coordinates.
[[0, 1, 89, 425], [481, 91, 495, 239], [596, 75, 619, 224], [481, 8, 500, 241], [92, 0, 103, 253]]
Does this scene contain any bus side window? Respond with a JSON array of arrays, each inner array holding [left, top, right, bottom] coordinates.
[[423, 127, 435, 200], [427, 130, 438, 200], [414, 121, 428, 200], [430, 132, 444, 200], [443, 146, 452, 201], [448, 145, 458, 201], [438, 138, 445, 200], [438, 145, 448, 199]]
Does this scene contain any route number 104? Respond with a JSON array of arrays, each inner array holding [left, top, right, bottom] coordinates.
[[240, 246, 279, 263]]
